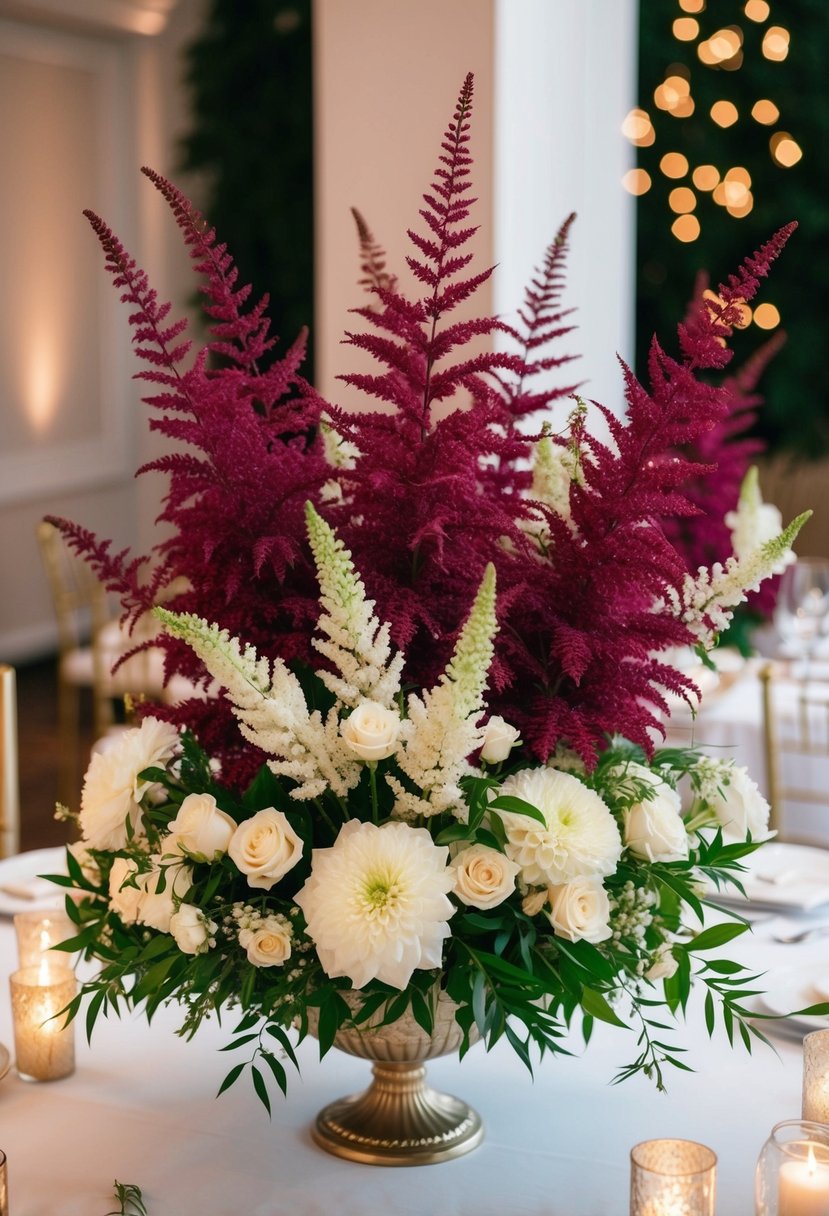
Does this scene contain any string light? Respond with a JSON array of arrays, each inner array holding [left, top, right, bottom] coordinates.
[[673, 18, 699, 41], [671, 215, 701, 242], [692, 164, 720, 190], [710, 100, 739, 127], [744, 0, 770, 20], [621, 108, 656, 146], [753, 302, 781, 329], [679, 0, 705, 11], [770, 132, 803, 167], [660, 152, 689, 178], [668, 186, 697, 213], [762, 27, 790, 61], [622, 168, 652, 195], [751, 99, 779, 124]]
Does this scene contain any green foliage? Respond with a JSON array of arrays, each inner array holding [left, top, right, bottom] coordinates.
[[105, 1181, 147, 1216], [636, 1, 829, 454]]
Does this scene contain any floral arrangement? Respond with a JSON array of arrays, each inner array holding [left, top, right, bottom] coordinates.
[[52, 75, 816, 1109]]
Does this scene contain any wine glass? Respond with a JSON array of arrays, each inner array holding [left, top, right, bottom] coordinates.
[[774, 557, 829, 674]]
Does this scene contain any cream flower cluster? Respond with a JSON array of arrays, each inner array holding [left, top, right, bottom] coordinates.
[[229, 905, 294, 968], [692, 755, 771, 842], [80, 717, 180, 849]]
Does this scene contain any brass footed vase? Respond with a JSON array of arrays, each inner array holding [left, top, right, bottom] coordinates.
[[310, 990, 483, 1166]]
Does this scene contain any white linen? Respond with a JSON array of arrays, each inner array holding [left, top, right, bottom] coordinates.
[[0, 911, 825, 1215]]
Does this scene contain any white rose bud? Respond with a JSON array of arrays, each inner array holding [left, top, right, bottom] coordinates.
[[170, 903, 216, 955], [228, 807, 304, 890], [168, 792, 237, 861], [547, 877, 612, 944], [340, 700, 400, 762], [621, 764, 689, 863], [479, 716, 522, 764], [646, 941, 679, 981], [108, 856, 142, 924], [522, 888, 549, 917], [136, 856, 194, 933], [239, 918, 293, 967], [707, 765, 771, 842], [449, 844, 521, 910]]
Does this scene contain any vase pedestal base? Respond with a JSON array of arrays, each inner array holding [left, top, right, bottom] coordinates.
[[311, 1060, 484, 1166]]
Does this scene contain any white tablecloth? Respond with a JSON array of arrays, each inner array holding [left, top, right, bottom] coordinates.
[[0, 910, 825, 1215]]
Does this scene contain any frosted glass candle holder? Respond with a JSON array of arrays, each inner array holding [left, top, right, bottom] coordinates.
[[9, 966, 76, 1082], [630, 1138, 717, 1216], [802, 1030, 829, 1123], [755, 1120, 829, 1216], [14, 909, 74, 969]]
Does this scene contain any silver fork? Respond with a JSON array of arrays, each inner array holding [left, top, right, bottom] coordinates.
[[772, 924, 829, 944]]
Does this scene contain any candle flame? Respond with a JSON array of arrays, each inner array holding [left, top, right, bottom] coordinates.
[[808, 1144, 817, 1175]]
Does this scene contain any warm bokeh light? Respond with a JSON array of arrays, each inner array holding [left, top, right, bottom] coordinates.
[[745, 0, 770, 20], [654, 75, 691, 112], [711, 100, 739, 127], [671, 96, 695, 118], [752, 99, 780, 124], [712, 183, 728, 206], [754, 302, 781, 329], [703, 289, 752, 329], [660, 152, 689, 178], [673, 17, 700, 41], [679, 0, 705, 10], [725, 165, 752, 187], [762, 26, 790, 61], [770, 132, 803, 167], [621, 108, 656, 146], [726, 189, 754, 217], [668, 187, 697, 214], [671, 214, 701, 242], [692, 164, 720, 190], [24, 321, 61, 433], [621, 168, 652, 196]]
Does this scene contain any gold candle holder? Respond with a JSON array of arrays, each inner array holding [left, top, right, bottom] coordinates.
[[802, 1029, 829, 1124], [9, 966, 76, 1082], [14, 909, 74, 969], [0, 1149, 7, 1216], [630, 1138, 717, 1216]]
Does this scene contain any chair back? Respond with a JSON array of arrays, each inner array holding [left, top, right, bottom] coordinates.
[[36, 521, 110, 659], [760, 661, 829, 844], [0, 665, 20, 858]]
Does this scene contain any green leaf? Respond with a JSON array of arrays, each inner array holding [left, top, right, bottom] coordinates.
[[217, 1062, 246, 1096], [488, 794, 547, 825], [251, 1065, 272, 1117], [685, 922, 748, 952], [580, 988, 627, 1028]]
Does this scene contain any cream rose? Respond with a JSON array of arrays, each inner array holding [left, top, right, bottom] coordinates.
[[239, 918, 293, 967], [228, 808, 304, 890], [340, 700, 400, 762], [449, 844, 520, 909], [170, 903, 216, 956], [547, 877, 612, 944], [108, 856, 142, 924], [136, 854, 194, 933], [479, 716, 521, 764], [620, 764, 689, 863], [707, 764, 771, 842], [168, 793, 237, 861], [646, 941, 679, 981]]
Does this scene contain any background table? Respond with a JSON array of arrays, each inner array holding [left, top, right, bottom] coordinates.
[[0, 908, 825, 1215]]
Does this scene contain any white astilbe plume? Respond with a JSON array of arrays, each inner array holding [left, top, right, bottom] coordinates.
[[306, 502, 404, 709], [658, 509, 811, 648], [522, 404, 586, 549], [388, 564, 498, 821], [319, 414, 359, 504], [725, 466, 788, 562], [154, 608, 361, 801]]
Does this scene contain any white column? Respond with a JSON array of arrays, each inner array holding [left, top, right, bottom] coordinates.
[[493, 0, 639, 420]]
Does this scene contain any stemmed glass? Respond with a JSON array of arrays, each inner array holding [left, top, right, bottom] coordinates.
[[774, 557, 829, 676]]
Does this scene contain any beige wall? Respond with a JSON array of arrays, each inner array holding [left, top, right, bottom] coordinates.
[[313, 0, 495, 409]]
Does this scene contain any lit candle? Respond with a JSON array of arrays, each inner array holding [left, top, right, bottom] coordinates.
[[9, 965, 76, 1082], [13, 909, 74, 969], [630, 1138, 716, 1216], [779, 1145, 829, 1216]]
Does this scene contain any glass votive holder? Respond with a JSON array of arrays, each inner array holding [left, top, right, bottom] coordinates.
[[13, 908, 74, 969], [755, 1119, 829, 1216], [630, 1138, 717, 1216], [802, 1029, 829, 1123], [9, 965, 76, 1082]]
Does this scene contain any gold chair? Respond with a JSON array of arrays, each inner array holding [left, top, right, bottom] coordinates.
[[0, 665, 20, 858], [760, 660, 829, 845]]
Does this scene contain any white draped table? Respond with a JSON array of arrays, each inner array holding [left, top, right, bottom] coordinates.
[[0, 910, 825, 1215]]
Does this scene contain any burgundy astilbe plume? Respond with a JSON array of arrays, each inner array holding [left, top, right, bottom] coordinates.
[[50, 174, 332, 786]]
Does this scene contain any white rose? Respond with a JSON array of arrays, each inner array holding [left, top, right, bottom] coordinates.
[[170, 903, 216, 956], [340, 700, 400, 762], [620, 764, 689, 863], [80, 717, 180, 849], [479, 716, 521, 764], [108, 857, 142, 924], [168, 793, 237, 861], [547, 877, 612, 944], [238, 918, 293, 967], [136, 855, 194, 933], [449, 844, 520, 909], [707, 764, 771, 842], [646, 942, 679, 981], [228, 808, 304, 890]]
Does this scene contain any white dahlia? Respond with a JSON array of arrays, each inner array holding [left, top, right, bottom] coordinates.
[[294, 819, 456, 989], [496, 767, 622, 886], [80, 717, 180, 849]]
